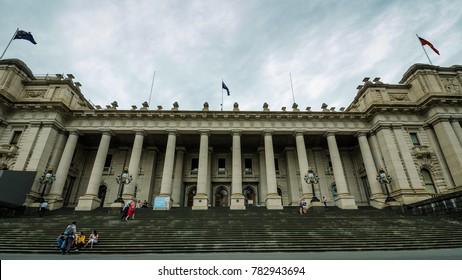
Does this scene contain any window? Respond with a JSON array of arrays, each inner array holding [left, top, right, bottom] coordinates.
[[218, 158, 226, 174], [244, 158, 253, 174], [421, 169, 436, 194], [103, 154, 113, 174], [191, 158, 199, 174], [274, 158, 280, 174], [410, 133, 420, 146], [10, 131, 22, 145]]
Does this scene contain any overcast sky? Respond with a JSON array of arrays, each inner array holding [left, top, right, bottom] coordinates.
[[1, 0, 461, 111]]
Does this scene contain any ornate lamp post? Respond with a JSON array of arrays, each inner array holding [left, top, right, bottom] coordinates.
[[376, 168, 396, 202], [35, 168, 56, 202], [115, 167, 132, 203], [304, 169, 320, 202]]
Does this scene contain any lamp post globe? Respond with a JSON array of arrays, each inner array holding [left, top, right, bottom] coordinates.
[[304, 169, 320, 202], [35, 168, 56, 202], [376, 168, 396, 203], [115, 167, 132, 203]]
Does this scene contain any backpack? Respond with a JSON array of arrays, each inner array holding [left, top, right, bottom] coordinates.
[[64, 225, 75, 236]]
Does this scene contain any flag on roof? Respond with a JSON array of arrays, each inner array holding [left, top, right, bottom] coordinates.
[[222, 81, 230, 96], [418, 36, 439, 55], [14, 30, 37, 45]]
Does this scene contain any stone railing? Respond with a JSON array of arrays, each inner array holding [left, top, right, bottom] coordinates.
[[402, 190, 462, 216]]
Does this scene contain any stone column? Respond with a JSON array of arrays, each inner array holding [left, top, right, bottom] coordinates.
[[207, 148, 212, 205], [156, 130, 177, 210], [424, 125, 455, 190], [13, 122, 41, 171], [193, 130, 209, 210], [326, 131, 357, 209], [357, 132, 385, 208], [294, 132, 311, 199], [263, 131, 283, 209], [75, 130, 112, 211], [451, 119, 462, 146], [171, 147, 185, 207], [123, 130, 145, 200], [368, 133, 385, 171], [24, 123, 59, 204], [230, 130, 245, 210], [392, 125, 424, 191], [284, 148, 300, 206], [49, 131, 67, 173], [432, 119, 462, 188], [46, 130, 79, 210], [258, 147, 267, 206], [375, 126, 411, 196]]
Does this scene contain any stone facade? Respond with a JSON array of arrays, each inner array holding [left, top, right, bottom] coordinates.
[[1, 59, 461, 211]]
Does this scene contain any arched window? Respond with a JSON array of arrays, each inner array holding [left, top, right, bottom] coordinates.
[[421, 169, 436, 194]]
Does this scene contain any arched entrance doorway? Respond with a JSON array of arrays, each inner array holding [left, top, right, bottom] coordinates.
[[331, 184, 338, 201], [97, 185, 107, 208], [243, 186, 256, 206], [214, 186, 229, 207], [186, 186, 196, 207]]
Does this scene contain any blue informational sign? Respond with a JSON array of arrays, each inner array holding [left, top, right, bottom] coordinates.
[[153, 197, 170, 209]]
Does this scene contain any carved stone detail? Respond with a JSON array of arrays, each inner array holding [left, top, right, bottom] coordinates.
[[26, 91, 45, 98]]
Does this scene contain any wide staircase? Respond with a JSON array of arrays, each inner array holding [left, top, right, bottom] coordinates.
[[0, 206, 461, 254]]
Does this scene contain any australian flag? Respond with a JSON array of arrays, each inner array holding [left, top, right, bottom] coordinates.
[[14, 30, 37, 45], [222, 81, 230, 96]]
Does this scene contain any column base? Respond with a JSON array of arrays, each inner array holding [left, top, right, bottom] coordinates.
[[75, 195, 101, 211], [44, 194, 64, 210], [192, 193, 209, 210], [230, 193, 246, 210], [266, 193, 283, 210], [335, 194, 358, 209], [369, 194, 387, 209]]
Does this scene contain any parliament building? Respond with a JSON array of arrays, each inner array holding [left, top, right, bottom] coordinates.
[[0, 59, 461, 211]]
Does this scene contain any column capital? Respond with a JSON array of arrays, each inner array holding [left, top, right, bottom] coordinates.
[[391, 123, 403, 129], [429, 116, 451, 126], [355, 131, 369, 138], [231, 130, 241, 136], [166, 129, 178, 136], [294, 130, 306, 137], [450, 117, 461, 124], [199, 129, 210, 136], [263, 130, 274, 136], [324, 131, 337, 138], [133, 129, 146, 136], [67, 129, 82, 136], [99, 129, 114, 136]]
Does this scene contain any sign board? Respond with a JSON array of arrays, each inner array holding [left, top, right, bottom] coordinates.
[[153, 197, 170, 209]]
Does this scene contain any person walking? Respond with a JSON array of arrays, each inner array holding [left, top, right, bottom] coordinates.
[[322, 196, 327, 206], [121, 200, 132, 220], [61, 221, 77, 255]]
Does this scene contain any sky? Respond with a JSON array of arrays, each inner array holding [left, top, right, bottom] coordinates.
[[1, 0, 461, 111]]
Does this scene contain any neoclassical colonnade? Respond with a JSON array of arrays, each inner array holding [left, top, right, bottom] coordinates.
[[38, 115, 462, 211]]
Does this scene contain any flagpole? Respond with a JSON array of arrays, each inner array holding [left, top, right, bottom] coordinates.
[[0, 28, 19, 60], [289, 73, 295, 104], [416, 34, 433, 65], [148, 70, 156, 108], [221, 78, 224, 111]]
